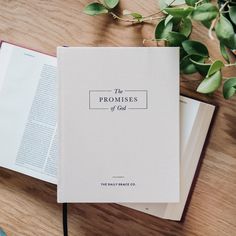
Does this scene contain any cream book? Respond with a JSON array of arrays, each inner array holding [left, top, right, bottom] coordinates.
[[57, 47, 180, 203], [0, 42, 215, 219]]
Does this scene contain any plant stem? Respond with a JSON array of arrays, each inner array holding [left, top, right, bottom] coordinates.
[[219, 1, 229, 12], [143, 38, 167, 44], [208, 18, 217, 40], [195, 0, 204, 7], [142, 0, 176, 19], [143, 16, 166, 22], [225, 62, 236, 67], [221, 10, 229, 13], [110, 12, 139, 22], [209, 57, 214, 63], [109, 0, 176, 23], [110, 11, 164, 23]]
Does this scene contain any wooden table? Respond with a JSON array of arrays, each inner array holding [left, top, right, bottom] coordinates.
[[0, 1, 235, 235]]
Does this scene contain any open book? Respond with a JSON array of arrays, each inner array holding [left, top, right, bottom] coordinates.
[[0, 42, 215, 219]]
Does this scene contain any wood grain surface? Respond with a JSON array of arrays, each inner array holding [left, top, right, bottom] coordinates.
[[0, 0, 235, 235]]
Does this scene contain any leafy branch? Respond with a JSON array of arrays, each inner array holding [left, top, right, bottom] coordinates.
[[84, 0, 236, 99], [84, 0, 176, 22]]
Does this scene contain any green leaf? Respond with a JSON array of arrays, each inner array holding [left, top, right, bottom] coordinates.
[[207, 60, 224, 77], [167, 0, 186, 5], [104, 0, 119, 9], [167, 32, 187, 46], [215, 15, 236, 49], [165, 14, 173, 26], [179, 18, 192, 37], [180, 55, 198, 74], [180, 47, 187, 60], [130, 12, 143, 20], [233, 35, 236, 49], [197, 71, 222, 94], [83, 3, 108, 16], [158, 0, 186, 10], [223, 77, 236, 99], [190, 56, 210, 76], [191, 3, 218, 21], [186, 0, 210, 6], [201, 19, 213, 29], [164, 7, 194, 18], [182, 40, 209, 57], [220, 42, 230, 63], [155, 19, 173, 40], [123, 10, 143, 20], [229, 6, 236, 25], [0, 228, 6, 236], [185, 0, 198, 6], [171, 17, 182, 31]]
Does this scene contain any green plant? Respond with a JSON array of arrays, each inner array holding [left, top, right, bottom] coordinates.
[[84, 0, 236, 99]]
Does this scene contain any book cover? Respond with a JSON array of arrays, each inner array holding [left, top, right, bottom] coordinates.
[[58, 47, 180, 203]]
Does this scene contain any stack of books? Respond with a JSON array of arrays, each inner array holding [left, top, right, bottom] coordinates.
[[0, 42, 215, 220]]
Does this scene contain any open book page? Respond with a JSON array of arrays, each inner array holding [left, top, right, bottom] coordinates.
[[121, 97, 215, 220], [0, 42, 57, 184], [164, 99, 215, 220]]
